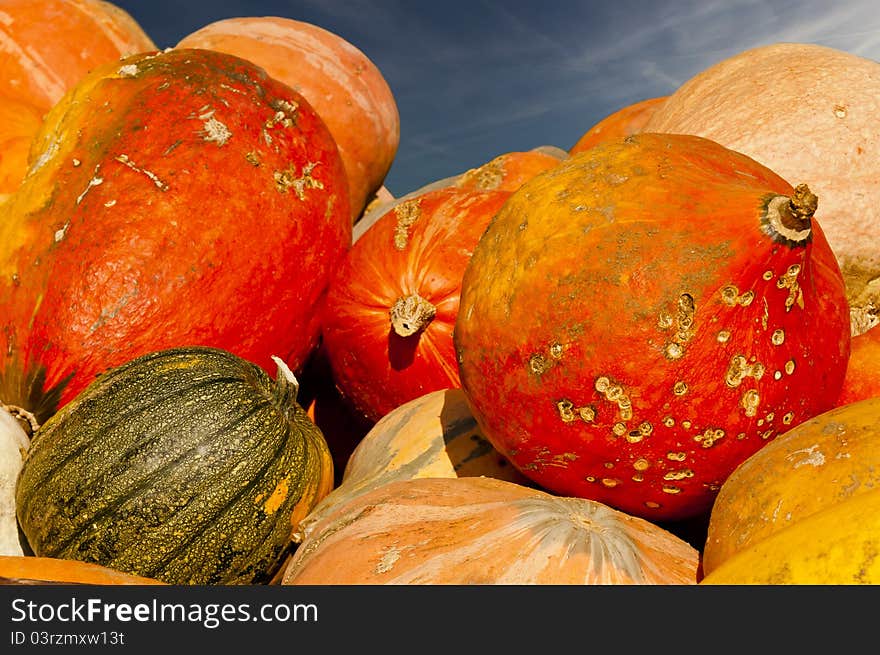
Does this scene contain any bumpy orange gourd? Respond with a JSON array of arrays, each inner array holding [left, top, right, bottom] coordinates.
[[282, 477, 700, 585], [702, 396, 880, 575], [569, 96, 666, 154], [0, 0, 156, 198], [643, 43, 880, 335], [836, 325, 880, 406], [177, 16, 399, 222], [455, 132, 850, 522], [0, 48, 351, 421]]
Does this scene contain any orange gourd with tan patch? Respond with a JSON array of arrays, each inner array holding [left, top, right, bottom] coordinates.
[[177, 16, 399, 222], [454, 132, 850, 522], [0, 48, 351, 421], [282, 477, 700, 585], [0, 0, 156, 198], [569, 96, 666, 154]]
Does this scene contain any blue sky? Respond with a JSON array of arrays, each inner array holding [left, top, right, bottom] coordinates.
[[114, 0, 880, 197]]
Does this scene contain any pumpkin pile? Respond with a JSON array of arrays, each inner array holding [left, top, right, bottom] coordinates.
[[0, 2, 878, 586]]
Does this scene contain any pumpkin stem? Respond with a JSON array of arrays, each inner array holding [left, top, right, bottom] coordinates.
[[390, 293, 436, 337], [270, 356, 300, 415], [763, 183, 815, 246]]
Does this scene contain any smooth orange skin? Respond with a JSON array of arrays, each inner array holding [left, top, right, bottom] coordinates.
[[569, 96, 667, 155], [322, 186, 511, 423], [454, 150, 565, 193], [0, 48, 351, 416], [0, 0, 156, 197], [0, 555, 165, 585], [0, 94, 43, 200], [455, 132, 851, 522], [178, 16, 400, 222], [836, 325, 880, 406]]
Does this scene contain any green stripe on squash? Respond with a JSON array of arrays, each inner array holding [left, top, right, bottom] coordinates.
[[15, 346, 333, 585]]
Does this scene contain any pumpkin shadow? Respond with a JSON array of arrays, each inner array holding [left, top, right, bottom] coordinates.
[[387, 329, 420, 370]]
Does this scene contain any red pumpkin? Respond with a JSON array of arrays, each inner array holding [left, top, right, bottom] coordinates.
[[322, 186, 511, 422], [0, 48, 351, 420], [454, 133, 851, 522]]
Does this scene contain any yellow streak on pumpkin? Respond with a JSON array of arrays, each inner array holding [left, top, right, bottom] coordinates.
[[392, 199, 422, 250], [262, 477, 290, 515]]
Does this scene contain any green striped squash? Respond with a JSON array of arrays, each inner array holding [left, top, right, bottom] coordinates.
[[15, 346, 333, 585]]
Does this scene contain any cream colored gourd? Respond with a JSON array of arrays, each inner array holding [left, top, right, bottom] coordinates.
[[0, 407, 29, 556], [643, 42, 880, 335], [294, 388, 530, 542]]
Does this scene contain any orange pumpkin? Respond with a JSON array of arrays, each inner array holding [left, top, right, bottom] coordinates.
[[0, 0, 156, 198], [0, 94, 44, 202], [836, 325, 880, 406], [454, 132, 851, 522], [321, 186, 511, 422], [282, 477, 700, 585], [0, 48, 351, 420], [569, 96, 666, 154], [177, 16, 399, 222], [643, 43, 880, 335], [354, 146, 566, 241], [0, 555, 165, 585], [702, 396, 880, 575]]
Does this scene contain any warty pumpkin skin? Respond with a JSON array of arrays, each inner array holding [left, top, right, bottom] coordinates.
[[836, 325, 880, 407], [0, 556, 165, 585], [322, 186, 511, 423], [295, 388, 530, 542], [282, 476, 700, 585], [177, 16, 399, 222], [0, 47, 351, 422], [454, 132, 851, 522], [569, 96, 666, 155], [15, 346, 334, 585], [702, 396, 880, 576], [0, 0, 156, 197], [642, 43, 880, 335]]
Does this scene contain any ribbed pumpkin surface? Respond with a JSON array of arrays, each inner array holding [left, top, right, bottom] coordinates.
[[295, 388, 530, 542], [15, 347, 333, 585], [283, 477, 700, 585]]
